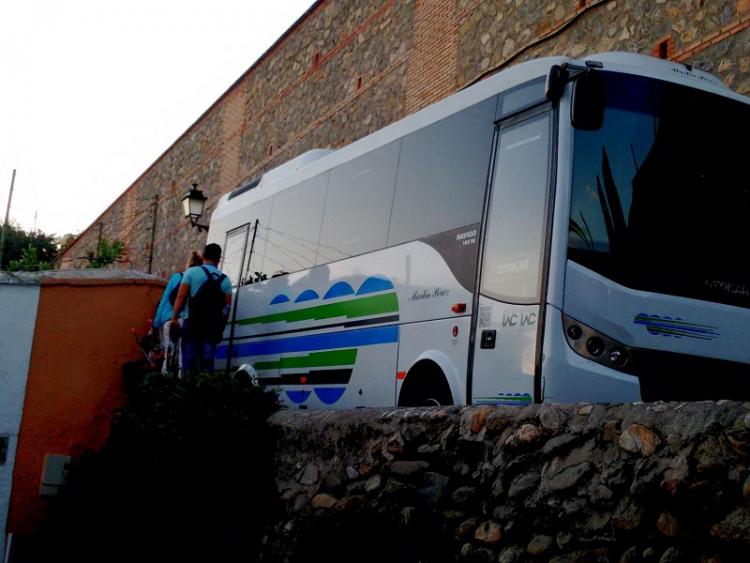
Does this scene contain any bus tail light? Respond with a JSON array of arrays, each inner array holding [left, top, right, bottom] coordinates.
[[562, 313, 634, 374], [452, 325, 459, 337], [451, 303, 467, 313]]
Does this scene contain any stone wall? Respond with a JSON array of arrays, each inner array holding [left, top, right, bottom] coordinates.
[[61, 0, 750, 278], [263, 402, 750, 562]]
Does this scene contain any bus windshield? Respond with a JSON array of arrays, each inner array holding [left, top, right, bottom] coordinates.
[[569, 71, 750, 309]]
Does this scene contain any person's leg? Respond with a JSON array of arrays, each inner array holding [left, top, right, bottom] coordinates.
[[176, 319, 184, 379], [202, 340, 217, 374], [160, 323, 171, 375], [180, 319, 198, 378], [207, 340, 217, 369]]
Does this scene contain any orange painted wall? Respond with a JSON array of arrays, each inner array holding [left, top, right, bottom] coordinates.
[[6, 278, 164, 535]]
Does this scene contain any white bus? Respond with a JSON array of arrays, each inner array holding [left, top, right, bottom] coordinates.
[[208, 52, 750, 408]]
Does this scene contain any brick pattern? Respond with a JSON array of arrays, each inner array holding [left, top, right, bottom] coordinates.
[[652, 35, 675, 60], [61, 0, 750, 276], [675, 11, 750, 65], [455, 0, 743, 87], [216, 85, 245, 216], [681, 25, 750, 95], [238, 0, 412, 183], [405, 0, 458, 113]]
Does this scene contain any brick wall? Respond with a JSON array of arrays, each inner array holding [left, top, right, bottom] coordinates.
[[61, 0, 750, 277], [405, 0, 458, 113]]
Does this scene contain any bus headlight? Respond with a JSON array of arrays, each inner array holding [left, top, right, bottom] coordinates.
[[562, 314, 634, 374], [585, 336, 605, 357]]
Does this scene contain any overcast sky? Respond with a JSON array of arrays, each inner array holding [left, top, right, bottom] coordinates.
[[0, 0, 313, 237]]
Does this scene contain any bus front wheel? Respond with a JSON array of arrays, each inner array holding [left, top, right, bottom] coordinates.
[[398, 360, 454, 407]]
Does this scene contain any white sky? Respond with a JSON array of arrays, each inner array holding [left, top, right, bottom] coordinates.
[[0, 0, 313, 237]]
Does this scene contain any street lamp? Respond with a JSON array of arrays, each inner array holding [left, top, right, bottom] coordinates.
[[182, 183, 209, 232]]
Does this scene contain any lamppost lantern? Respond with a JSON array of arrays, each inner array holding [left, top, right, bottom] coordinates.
[[182, 183, 209, 232]]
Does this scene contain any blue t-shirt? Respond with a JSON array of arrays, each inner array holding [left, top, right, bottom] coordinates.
[[180, 264, 233, 319], [153, 272, 183, 328]]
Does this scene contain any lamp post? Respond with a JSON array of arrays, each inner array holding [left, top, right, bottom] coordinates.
[[182, 183, 209, 232]]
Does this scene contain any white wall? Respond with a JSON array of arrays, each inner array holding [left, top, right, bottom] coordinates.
[[0, 283, 40, 560]]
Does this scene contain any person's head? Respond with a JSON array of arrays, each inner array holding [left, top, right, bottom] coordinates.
[[185, 251, 202, 269], [202, 243, 222, 265]]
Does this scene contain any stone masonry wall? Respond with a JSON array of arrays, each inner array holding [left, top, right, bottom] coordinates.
[[263, 402, 750, 562], [61, 0, 750, 278]]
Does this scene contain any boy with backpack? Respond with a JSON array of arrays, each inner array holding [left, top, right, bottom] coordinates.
[[170, 243, 232, 375]]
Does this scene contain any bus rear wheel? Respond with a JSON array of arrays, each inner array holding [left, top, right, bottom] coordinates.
[[398, 361, 454, 407]]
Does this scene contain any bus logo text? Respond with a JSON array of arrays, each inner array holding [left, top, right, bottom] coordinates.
[[502, 312, 537, 327], [456, 230, 477, 246], [409, 288, 450, 302]]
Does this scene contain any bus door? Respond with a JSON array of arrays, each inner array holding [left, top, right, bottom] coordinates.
[[218, 222, 252, 373], [471, 106, 555, 406]]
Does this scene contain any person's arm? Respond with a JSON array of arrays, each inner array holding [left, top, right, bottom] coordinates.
[[153, 273, 180, 328], [170, 283, 190, 323]]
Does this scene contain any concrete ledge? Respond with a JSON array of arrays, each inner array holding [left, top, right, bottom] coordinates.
[[0, 269, 166, 287]]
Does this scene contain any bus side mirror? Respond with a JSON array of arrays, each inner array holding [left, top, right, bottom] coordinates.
[[571, 72, 605, 131]]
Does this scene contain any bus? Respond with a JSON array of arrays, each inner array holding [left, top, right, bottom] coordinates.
[[207, 51, 750, 408]]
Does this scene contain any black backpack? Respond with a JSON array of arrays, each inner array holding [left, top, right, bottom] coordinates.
[[187, 266, 229, 343], [168, 272, 183, 305]]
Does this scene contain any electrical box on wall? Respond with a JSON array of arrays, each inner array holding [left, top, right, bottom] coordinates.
[[39, 453, 71, 496]]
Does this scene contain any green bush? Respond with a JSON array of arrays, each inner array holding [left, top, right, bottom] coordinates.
[[39, 371, 280, 563], [8, 244, 54, 271], [85, 237, 125, 268], [0, 222, 58, 270]]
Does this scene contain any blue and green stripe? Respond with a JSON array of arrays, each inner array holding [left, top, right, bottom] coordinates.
[[237, 292, 398, 326], [633, 314, 719, 340]]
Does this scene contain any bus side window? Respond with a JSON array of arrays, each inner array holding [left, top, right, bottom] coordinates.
[[264, 173, 329, 275], [222, 225, 250, 288], [319, 141, 400, 263], [243, 197, 273, 283], [497, 78, 546, 119], [387, 96, 497, 246]]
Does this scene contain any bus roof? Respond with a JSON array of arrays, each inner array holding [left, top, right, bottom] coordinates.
[[210, 51, 744, 227]]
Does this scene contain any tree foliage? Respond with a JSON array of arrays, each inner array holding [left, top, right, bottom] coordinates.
[[0, 222, 59, 270], [85, 237, 125, 268], [8, 244, 55, 271], [39, 371, 280, 563]]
